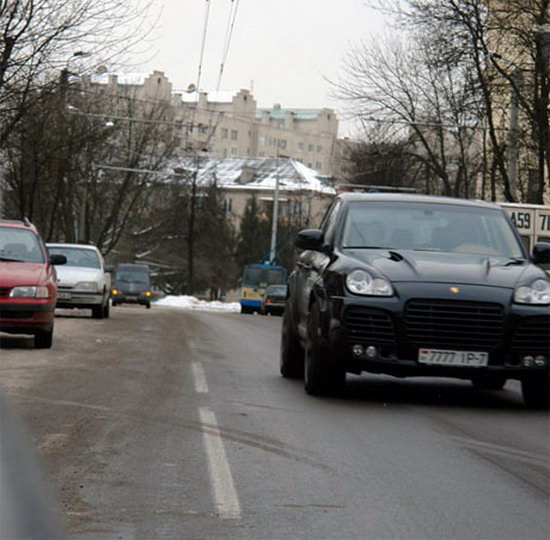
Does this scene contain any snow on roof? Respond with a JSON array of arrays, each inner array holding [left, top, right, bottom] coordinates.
[[255, 108, 325, 121], [176, 90, 239, 103], [90, 72, 154, 86], [166, 157, 335, 194]]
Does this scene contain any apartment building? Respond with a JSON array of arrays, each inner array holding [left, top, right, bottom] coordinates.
[[88, 70, 341, 177]]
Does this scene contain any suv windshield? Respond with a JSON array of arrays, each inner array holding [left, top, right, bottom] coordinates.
[[48, 247, 101, 269], [341, 202, 525, 258], [0, 227, 44, 263]]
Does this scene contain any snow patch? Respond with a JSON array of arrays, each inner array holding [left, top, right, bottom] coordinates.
[[155, 295, 240, 313]]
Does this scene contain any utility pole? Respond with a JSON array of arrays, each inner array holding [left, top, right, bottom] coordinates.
[[269, 153, 280, 263]]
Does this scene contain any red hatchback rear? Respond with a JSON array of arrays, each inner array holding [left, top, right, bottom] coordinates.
[[0, 219, 65, 348]]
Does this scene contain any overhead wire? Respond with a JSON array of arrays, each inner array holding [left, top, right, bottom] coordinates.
[[195, 0, 212, 97], [216, 0, 241, 91]]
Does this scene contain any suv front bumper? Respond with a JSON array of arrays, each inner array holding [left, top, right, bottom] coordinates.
[[323, 283, 549, 381]]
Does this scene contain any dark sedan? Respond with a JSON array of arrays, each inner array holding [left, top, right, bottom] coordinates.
[[280, 193, 550, 407], [261, 284, 287, 316]]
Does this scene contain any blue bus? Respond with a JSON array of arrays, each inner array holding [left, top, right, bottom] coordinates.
[[239, 263, 287, 314]]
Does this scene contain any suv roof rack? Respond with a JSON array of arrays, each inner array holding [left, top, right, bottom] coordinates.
[[336, 184, 418, 194], [22, 217, 32, 227]]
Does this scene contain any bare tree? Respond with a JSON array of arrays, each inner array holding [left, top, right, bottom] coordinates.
[[2, 78, 180, 253], [333, 33, 483, 196], [0, 0, 155, 144], [367, 0, 550, 203]]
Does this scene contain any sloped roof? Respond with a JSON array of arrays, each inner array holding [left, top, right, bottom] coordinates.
[[166, 157, 335, 194]]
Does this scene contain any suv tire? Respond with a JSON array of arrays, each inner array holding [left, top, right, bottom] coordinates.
[[522, 377, 549, 409], [304, 302, 345, 396], [280, 307, 304, 378]]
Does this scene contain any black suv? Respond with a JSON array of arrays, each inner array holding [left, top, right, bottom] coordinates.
[[280, 193, 550, 407]]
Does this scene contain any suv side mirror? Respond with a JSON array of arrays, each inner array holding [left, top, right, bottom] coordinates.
[[105, 264, 114, 273], [533, 242, 550, 265], [49, 254, 66, 265], [295, 229, 329, 252]]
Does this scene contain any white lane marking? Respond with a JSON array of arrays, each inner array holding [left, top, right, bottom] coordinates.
[[192, 361, 209, 394], [198, 407, 241, 520]]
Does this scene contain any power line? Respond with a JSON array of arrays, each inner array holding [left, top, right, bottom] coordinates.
[[216, 0, 241, 91], [195, 0, 212, 102]]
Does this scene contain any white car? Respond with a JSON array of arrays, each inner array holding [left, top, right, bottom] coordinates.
[[46, 243, 111, 319]]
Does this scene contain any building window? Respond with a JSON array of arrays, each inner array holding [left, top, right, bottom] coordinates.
[[223, 198, 233, 213], [221, 128, 228, 139], [308, 144, 313, 152], [231, 147, 238, 155], [259, 136, 267, 146], [317, 145, 322, 152], [278, 139, 287, 149], [299, 142, 304, 150], [222, 148, 228, 157], [259, 151, 265, 157], [292, 200, 302, 215], [316, 161, 322, 170], [231, 129, 238, 140]]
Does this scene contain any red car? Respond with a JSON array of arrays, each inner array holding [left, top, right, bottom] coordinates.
[[0, 219, 66, 348]]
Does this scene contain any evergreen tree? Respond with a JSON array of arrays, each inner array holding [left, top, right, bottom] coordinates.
[[236, 196, 271, 267]]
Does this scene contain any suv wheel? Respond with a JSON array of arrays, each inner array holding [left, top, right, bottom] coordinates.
[[103, 301, 110, 318], [304, 302, 345, 396], [280, 307, 304, 378], [35, 329, 53, 349], [522, 377, 549, 409]]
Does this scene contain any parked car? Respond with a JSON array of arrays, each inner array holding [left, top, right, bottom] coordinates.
[[110, 263, 152, 308], [280, 192, 550, 408], [0, 219, 66, 348], [260, 284, 287, 315], [46, 243, 111, 319]]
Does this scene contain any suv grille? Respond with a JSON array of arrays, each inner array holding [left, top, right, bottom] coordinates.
[[404, 299, 504, 350], [512, 316, 550, 354], [344, 307, 396, 344]]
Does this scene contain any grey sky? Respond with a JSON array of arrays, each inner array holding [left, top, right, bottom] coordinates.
[[130, 0, 386, 135]]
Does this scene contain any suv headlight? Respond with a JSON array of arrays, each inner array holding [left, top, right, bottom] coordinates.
[[346, 270, 393, 296], [514, 279, 550, 305], [9, 286, 49, 298], [74, 281, 100, 291]]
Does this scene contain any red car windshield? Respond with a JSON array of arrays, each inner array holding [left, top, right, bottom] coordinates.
[[0, 227, 44, 263]]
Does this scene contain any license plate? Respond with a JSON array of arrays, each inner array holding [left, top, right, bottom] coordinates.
[[418, 348, 488, 367], [57, 292, 71, 300]]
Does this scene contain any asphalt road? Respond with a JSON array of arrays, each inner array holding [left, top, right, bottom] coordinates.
[[0, 305, 548, 540]]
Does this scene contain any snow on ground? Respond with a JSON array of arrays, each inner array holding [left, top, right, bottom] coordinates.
[[154, 295, 240, 313]]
